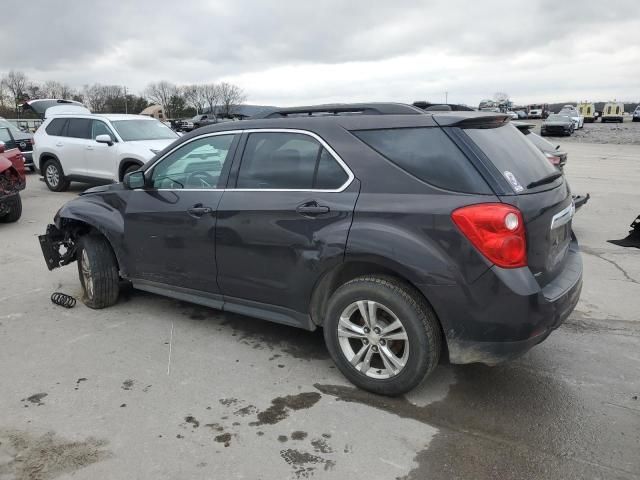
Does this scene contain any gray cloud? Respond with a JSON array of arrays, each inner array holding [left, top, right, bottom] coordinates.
[[1, 0, 639, 105]]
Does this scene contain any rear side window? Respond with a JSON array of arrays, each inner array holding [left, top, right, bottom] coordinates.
[[465, 124, 558, 192], [66, 118, 92, 139], [353, 127, 489, 193], [236, 132, 348, 190], [45, 118, 67, 136]]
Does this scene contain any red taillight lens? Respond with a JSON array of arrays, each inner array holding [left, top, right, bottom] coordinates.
[[451, 203, 527, 268], [544, 152, 561, 166]]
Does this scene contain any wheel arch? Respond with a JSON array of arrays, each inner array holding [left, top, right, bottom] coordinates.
[[118, 158, 144, 181], [309, 257, 449, 360], [38, 152, 62, 172], [55, 206, 126, 276]]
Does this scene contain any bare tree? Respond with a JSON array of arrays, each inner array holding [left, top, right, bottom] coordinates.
[[493, 92, 510, 103], [201, 83, 221, 119], [42, 80, 75, 99], [181, 85, 207, 115], [1, 70, 29, 111], [218, 82, 246, 118], [144, 81, 178, 117]]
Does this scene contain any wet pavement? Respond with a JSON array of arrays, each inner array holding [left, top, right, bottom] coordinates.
[[1, 142, 639, 479]]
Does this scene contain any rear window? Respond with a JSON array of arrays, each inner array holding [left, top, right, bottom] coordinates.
[[45, 118, 68, 136], [353, 127, 490, 194], [465, 124, 558, 193]]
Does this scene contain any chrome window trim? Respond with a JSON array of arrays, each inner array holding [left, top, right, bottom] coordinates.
[[141, 128, 354, 193]]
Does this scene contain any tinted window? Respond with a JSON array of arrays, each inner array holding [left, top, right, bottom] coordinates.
[[465, 124, 559, 193], [151, 134, 236, 189], [354, 127, 489, 194], [236, 132, 347, 190], [0, 128, 12, 143], [45, 118, 68, 136], [91, 120, 116, 141], [66, 118, 92, 139]]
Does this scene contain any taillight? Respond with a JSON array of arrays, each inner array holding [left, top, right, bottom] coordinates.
[[451, 203, 527, 268], [544, 152, 561, 166]]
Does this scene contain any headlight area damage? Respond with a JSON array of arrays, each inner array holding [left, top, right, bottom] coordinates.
[[0, 155, 26, 200], [39, 222, 79, 270]]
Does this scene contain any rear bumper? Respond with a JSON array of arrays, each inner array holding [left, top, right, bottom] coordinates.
[[425, 237, 583, 365]]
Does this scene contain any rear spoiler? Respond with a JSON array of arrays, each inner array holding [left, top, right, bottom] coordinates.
[[432, 113, 511, 129]]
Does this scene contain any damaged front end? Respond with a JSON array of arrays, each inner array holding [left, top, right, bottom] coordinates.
[[39, 223, 77, 270], [0, 159, 26, 201]]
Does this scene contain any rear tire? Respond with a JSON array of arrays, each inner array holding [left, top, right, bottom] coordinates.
[[323, 275, 441, 396], [77, 235, 120, 309], [0, 194, 22, 223], [43, 159, 70, 192]]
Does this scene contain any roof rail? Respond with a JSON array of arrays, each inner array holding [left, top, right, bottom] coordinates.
[[252, 103, 424, 119], [413, 101, 475, 112]]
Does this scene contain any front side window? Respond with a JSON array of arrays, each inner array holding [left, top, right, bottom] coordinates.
[[151, 134, 236, 189], [66, 118, 92, 139], [91, 120, 116, 141], [236, 132, 348, 190], [0, 128, 12, 144]]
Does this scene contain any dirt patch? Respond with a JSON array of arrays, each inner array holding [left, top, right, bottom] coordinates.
[[278, 435, 288, 442], [251, 392, 321, 426], [121, 380, 134, 391], [22, 393, 47, 406], [184, 416, 200, 428], [219, 398, 239, 406], [204, 423, 224, 433], [280, 449, 335, 478], [214, 432, 232, 447], [291, 431, 308, 441], [234, 405, 257, 417], [74, 378, 87, 390], [311, 438, 333, 454], [0, 429, 110, 480]]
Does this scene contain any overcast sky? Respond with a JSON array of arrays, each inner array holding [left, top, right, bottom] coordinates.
[[1, 0, 639, 107]]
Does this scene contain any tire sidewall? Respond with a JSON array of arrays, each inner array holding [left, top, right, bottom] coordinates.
[[324, 280, 433, 395], [43, 160, 66, 192]]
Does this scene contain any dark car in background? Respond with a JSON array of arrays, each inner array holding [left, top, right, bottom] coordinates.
[[39, 104, 582, 396], [541, 114, 574, 136], [0, 119, 35, 171]]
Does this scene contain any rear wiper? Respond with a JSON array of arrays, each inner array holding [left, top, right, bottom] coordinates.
[[527, 172, 563, 189]]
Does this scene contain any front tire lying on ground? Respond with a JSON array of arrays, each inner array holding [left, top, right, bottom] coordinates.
[[77, 235, 120, 309], [323, 276, 442, 396]]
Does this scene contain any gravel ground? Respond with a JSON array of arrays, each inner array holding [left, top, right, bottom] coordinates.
[[524, 116, 640, 145]]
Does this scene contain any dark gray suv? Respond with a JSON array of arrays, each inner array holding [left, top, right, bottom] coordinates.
[[39, 103, 582, 395]]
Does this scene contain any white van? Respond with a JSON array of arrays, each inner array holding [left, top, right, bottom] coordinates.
[[602, 102, 624, 123]]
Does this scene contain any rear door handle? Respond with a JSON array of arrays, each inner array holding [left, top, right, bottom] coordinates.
[[86, 145, 94, 150], [55, 142, 64, 147], [296, 202, 330, 216], [187, 205, 213, 217]]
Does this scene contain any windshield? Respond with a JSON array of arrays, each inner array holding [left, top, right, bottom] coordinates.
[[548, 114, 571, 122], [111, 119, 178, 141], [464, 124, 559, 193], [529, 105, 542, 109]]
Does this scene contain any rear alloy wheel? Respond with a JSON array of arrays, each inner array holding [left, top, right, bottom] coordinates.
[[77, 235, 120, 309], [324, 276, 441, 396], [43, 159, 70, 192], [0, 194, 22, 223]]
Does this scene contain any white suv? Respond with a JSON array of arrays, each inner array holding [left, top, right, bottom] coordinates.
[[34, 114, 179, 191]]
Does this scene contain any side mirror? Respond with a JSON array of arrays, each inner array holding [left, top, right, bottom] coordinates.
[[96, 134, 114, 146], [0, 141, 5, 154], [124, 170, 145, 189]]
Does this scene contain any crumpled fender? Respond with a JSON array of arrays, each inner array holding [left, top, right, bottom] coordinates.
[[55, 195, 128, 275], [0, 154, 26, 200]]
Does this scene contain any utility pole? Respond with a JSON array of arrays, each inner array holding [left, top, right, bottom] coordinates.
[[124, 85, 128, 114], [445, 91, 448, 104]]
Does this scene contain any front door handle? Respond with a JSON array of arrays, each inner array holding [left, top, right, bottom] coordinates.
[[296, 202, 330, 216], [55, 142, 64, 147], [86, 145, 94, 150], [187, 205, 213, 217]]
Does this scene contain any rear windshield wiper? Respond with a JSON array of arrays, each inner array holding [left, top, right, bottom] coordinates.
[[527, 172, 563, 189]]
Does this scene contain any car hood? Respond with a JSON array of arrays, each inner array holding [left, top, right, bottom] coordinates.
[[12, 131, 33, 141]]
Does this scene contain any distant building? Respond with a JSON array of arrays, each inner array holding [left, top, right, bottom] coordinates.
[[140, 105, 165, 120]]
